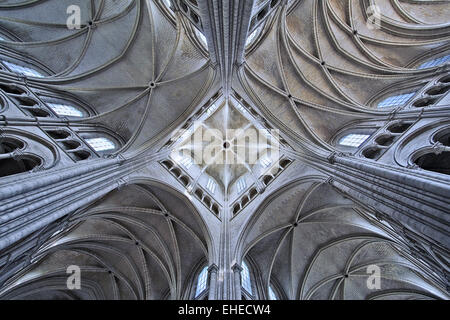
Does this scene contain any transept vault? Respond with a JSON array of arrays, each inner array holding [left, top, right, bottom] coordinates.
[[0, 0, 448, 300]]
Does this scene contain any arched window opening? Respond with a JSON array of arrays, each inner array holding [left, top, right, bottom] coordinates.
[[241, 195, 249, 207], [47, 103, 83, 117], [195, 188, 203, 199], [388, 122, 412, 134], [439, 75, 450, 84], [45, 129, 93, 162], [46, 129, 71, 140], [375, 135, 395, 147], [0, 135, 44, 177], [0, 137, 24, 154], [212, 203, 219, 215], [195, 266, 208, 298], [0, 155, 41, 178], [190, 11, 200, 24], [426, 85, 450, 97], [415, 152, 450, 175], [362, 146, 383, 160], [249, 188, 258, 199], [172, 167, 182, 177], [339, 134, 369, 148], [417, 55, 450, 69], [85, 137, 116, 152], [0, 83, 27, 95], [378, 92, 416, 108], [180, 175, 190, 186], [268, 285, 277, 300], [241, 261, 252, 294], [71, 150, 91, 161], [412, 97, 438, 108], [262, 175, 273, 185], [179, 0, 188, 12], [2, 60, 44, 78], [60, 140, 81, 151], [203, 196, 211, 207], [14, 96, 38, 107], [435, 129, 450, 147], [257, 6, 269, 21]]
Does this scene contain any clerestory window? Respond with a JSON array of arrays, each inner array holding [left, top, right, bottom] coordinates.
[[47, 103, 83, 117], [339, 134, 369, 148], [241, 261, 252, 294], [417, 55, 450, 69], [2, 60, 44, 78], [85, 137, 116, 152], [378, 92, 416, 108], [195, 266, 208, 297]]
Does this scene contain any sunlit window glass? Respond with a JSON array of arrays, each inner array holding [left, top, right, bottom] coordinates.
[[86, 137, 115, 152], [339, 134, 369, 148], [47, 103, 83, 117], [195, 267, 208, 297], [3, 61, 44, 78]]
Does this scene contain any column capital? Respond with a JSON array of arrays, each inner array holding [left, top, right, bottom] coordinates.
[[231, 263, 243, 273], [208, 264, 219, 273]]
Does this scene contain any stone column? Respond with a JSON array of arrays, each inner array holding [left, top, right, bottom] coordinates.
[[197, 0, 255, 94], [231, 263, 242, 300], [207, 264, 219, 300], [328, 153, 450, 247]]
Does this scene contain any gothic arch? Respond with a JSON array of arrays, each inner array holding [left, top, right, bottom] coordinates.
[[0, 180, 213, 300], [236, 177, 448, 300]]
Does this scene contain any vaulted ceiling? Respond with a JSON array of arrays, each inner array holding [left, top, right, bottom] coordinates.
[[239, 0, 450, 149], [0, 0, 448, 300], [0, 0, 218, 152]]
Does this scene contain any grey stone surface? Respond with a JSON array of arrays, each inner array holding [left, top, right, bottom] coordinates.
[[0, 0, 448, 300]]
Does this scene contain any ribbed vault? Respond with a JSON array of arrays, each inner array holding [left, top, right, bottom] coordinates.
[[238, 0, 449, 148], [0, 0, 448, 301], [0, 182, 211, 300], [238, 178, 448, 300], [0, 0, 218, 152]]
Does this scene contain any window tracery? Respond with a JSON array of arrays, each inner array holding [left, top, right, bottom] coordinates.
[[0, 135, 42, 178]]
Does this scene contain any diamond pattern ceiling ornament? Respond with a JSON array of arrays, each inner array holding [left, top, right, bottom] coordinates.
[[169, 94, 286, 202]]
